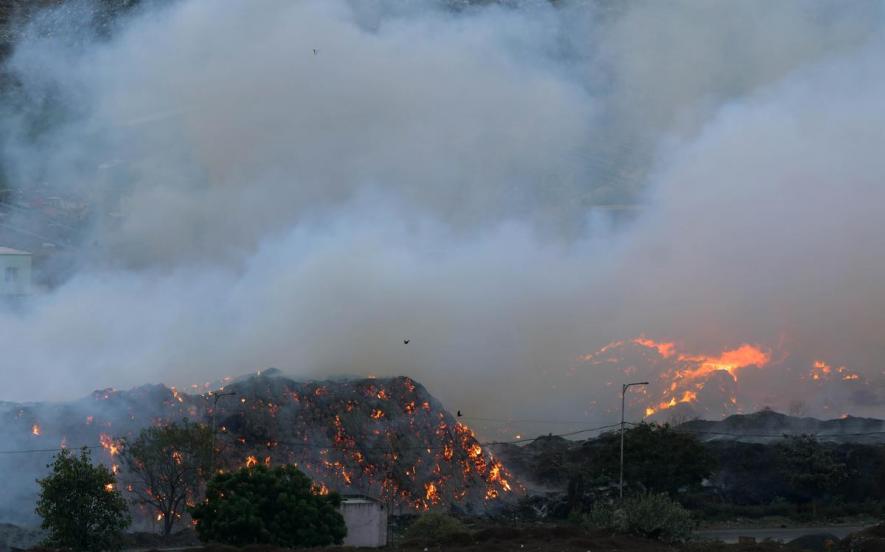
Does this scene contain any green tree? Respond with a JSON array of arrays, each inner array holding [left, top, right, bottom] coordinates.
[[35, 447, 131, 552], [190, 464, 346, 547], [775, 435, 847, 516], [120, 420, 212, 535], [592, 423, 716, 495]]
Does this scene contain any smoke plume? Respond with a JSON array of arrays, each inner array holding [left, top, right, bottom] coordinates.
[[1, 0, 884, 436]]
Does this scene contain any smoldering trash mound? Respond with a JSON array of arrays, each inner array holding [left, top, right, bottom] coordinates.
[[0, 370, 520, 520]]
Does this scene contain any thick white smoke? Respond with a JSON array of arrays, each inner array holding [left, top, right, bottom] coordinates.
[[0, 0, 883, 434]]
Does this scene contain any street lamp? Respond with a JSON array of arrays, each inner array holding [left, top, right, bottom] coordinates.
[[620, 381, 648, 499], [205, 390, 236, 472]]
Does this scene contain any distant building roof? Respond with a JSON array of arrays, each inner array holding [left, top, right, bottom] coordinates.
[[341, 495, 383, 505], [0, 247, 30, 255]]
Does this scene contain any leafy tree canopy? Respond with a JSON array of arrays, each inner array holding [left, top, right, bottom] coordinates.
[[592, 423, 716, 495], [775, 434, 847, 503], [120, 420, 212, 535], [190, 464, 346, 548], [36, 447, 131, 552]]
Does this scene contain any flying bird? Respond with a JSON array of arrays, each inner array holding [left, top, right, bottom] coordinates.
[[403, 339, 410, 345], [313, 49, 318, 55], [457, 410, 462, 417]]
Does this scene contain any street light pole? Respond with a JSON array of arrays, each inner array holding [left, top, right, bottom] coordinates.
[[620, 381, 648, 499], [206, 390, 236, 473]]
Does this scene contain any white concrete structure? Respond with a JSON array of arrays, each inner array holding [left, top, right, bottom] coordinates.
[[339, 496, 387, 547], [0, 247, 31, 296]]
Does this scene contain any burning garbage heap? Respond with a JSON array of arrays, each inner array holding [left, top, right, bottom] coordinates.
[[0, 370, 519, 525], [212, 371, 519, 513]]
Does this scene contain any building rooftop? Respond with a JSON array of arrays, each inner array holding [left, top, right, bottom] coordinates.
[[341, 495, 383, 504], [0, 246, 30, 255]]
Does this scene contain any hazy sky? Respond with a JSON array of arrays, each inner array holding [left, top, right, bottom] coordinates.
[[1, 0, 883, 431]]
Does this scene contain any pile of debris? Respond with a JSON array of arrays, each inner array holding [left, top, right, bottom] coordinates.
[[1, 370, 520, 524], [211, 371, 518, 513]]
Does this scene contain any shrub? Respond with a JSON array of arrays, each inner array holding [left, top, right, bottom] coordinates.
[[586, 492, 694, 543], [36, 447, 131, 552], [189, 464, 346, 547], [403, 513, 471, 544]]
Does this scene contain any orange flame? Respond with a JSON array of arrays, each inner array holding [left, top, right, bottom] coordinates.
[[587, 337, 772, 417], [673, 344, 770, 380], [424, 481, 439, 503], [488, 461, 512, 492], [811, 359, 861, 382], [633, 337, 676, 358], [99, 433, 120, 456]]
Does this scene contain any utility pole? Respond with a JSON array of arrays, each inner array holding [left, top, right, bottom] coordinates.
[[206, 390, 236, 473], [620, 381, 648, 499]]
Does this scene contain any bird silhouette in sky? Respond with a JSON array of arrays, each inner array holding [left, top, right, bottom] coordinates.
[[403, 339, 410, 345], [313, 49, 318, 55], [457, 410, 462, 417]]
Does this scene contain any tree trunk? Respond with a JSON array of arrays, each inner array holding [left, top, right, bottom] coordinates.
[[164, 513, 175, 536]]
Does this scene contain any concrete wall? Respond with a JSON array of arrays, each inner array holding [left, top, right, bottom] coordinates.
[[340, 499, 387, 548], [0, 253, 31, 296]]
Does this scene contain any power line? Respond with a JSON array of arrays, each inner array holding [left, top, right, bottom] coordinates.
[[460, 416, 600, 425], [4, 423, 882, 456], [233, 422, 623, 453], [0, 445, 102, 455], [487, 423, 623, 445], [625, 421, 885, 438], [0, 423, 625, 456]]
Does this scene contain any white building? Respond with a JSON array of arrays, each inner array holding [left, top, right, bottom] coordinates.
[[339, 496, 387, 547], [0, 247, 31, 296]]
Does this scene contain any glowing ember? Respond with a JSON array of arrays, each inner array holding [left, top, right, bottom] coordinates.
[[99, 433, 121, 456], [424, 481, 440, 503], [811, 360, 861, 382], [14, 374, 522, 514], [488, 460, 512, 492], [170, 387, 184, 403]]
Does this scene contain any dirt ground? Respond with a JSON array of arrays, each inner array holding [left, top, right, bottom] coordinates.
[[18, 523, 885, 552], [137, 525, 826, 552]]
